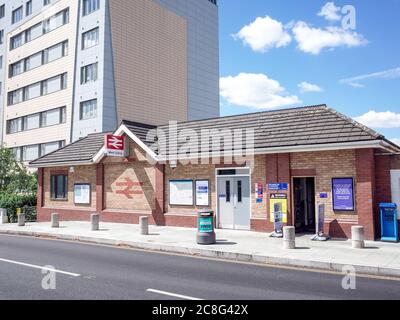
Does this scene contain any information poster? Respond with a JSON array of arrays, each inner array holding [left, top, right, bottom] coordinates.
[[269, 194, 288, 223], [332, 178, 354, 211], [74, 184, 91, 204], [169, 180, 194, 206], [196, 180, 210, 206]]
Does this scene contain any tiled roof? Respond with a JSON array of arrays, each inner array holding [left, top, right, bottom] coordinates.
[[30, 105, 398, 167]]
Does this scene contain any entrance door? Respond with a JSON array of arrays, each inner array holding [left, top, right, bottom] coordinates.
[[217, 177, 250, 230], [391, 170, 400, 220], [293, 177, 316, 233]]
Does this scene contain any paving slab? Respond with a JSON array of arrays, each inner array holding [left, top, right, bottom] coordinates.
[[0, 221, 399, 277]]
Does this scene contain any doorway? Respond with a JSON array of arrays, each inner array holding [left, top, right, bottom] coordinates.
[[217, 175, 251, 230], [293, 177, 316, 233]]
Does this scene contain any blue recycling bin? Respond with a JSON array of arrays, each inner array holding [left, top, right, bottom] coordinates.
[[380, 203, 398, 242]]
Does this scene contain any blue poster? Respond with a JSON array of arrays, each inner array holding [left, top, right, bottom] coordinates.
[[332, 178, 354, 211]]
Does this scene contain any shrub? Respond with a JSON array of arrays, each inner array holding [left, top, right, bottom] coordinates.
[[0, 193, 37, 223]]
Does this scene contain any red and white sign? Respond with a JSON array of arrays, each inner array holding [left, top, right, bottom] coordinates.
[[105, 135, 125, 157]]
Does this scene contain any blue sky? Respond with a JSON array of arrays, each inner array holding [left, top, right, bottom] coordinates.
[[218, 0, 400, 144]]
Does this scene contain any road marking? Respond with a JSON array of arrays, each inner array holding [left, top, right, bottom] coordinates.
[[0, 258, 80, 277], [147, 288, 203, 300]]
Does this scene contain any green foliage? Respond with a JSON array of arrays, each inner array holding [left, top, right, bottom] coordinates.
[[0, 146, 38, 222], [0, 193, 37, 223]]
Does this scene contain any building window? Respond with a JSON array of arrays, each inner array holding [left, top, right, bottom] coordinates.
[[83, 0, 100, 16], [80, 99, 97, 120], [0, 55, 2, 69], [7, 107, 66, 134], [10, 8, 69, 50], [0, 5, 5, 19], [43, 0, 51, 6], [10, 40, 68, 78], [51, 174, 68, 200], [12, 6, 23, 24], [0, 30, 4, 44], [8, 73, 67, 105], [14, 140, 64, 162], [82, 27, 99, 49], [26, 1, 33, 16], [81, 63, 98, 84]]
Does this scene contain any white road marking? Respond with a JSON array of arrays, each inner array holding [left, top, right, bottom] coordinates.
[[0, 258, 80, 277], [147, 288, 203, 300]]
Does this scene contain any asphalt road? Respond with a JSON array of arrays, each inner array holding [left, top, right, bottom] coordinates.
[[0, 234, 399, 300]]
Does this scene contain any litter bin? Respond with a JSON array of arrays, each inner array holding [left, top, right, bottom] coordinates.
[[196, 209, 216, 245], [380, 203, 398, 242]]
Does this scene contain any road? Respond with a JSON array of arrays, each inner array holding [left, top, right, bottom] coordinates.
[[0, 234, 399, 300]]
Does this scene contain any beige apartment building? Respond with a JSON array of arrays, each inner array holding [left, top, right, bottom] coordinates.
[[0, 0, 219, 162]]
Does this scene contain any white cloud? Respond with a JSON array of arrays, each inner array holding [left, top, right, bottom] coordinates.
[[391, 138, 400, 146], [292, 21, 367, 55], [318, 2, 341, 21], [340, 67, 400, 88], [298, 82, 323, 93], [233, 16, 292, 53], [354, 111, 400, 128], [220, 73, 301, 109]]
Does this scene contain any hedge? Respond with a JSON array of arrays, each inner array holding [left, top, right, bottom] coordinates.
[[0, 193, 37, 223]]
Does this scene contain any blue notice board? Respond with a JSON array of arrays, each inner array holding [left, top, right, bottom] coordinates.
[[380, 203, 398, 242], [268, 183, 288, 191]]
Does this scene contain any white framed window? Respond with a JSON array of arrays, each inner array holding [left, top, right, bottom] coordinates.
[[81, 63, 98, 84], [25, 52, 42, 71], [82, 27, 99, 49], [83, 0, 100, 16], [23, 145, 39, 161], [12, 6, 23, 24], [26, 1, 33, 16], [23, 114, 40, 130], [80, 99, 97, 120]]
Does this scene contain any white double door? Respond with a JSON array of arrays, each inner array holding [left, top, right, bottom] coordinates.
[[217, 176, 250, 230], [391, 170, 400, 219]]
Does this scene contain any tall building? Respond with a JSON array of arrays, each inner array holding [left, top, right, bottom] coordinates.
[[0, 0, 219, 162]]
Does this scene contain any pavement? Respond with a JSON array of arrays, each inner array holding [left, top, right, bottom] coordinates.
[[1, 233, 400, 300], [0, 221, 400, 278]]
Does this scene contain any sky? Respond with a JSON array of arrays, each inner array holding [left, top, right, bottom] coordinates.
[[218, 0, 400, 145]]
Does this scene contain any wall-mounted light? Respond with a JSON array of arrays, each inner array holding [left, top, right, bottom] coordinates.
[[69, 166, 75, 174]]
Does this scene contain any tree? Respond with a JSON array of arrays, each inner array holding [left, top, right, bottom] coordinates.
[[0, 146, 37, 195]]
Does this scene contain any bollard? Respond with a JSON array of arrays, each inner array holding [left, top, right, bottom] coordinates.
[[140, 216, 149, 235], [18, 212, 26, 227], [283, 226, 296, 249], [91, 214, 100, 231], [352, 226, 365, 249], [51, 213, 60, 228], [0, 209, 8, 224]]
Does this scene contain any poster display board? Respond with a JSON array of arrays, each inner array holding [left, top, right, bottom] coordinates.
[[74, 184, 91, 204], [269, 194, 288, 223], [169, 180, 194, 206], [332, 178, 355, 211], [195, 180, 210, 206]]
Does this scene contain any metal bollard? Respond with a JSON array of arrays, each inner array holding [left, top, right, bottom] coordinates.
[[0, 209, 8, 224], [18, 212, 26, 227], [91, 214, 100, 231], [140, 216, 149, 235], [283, 226, 296, 249], [51, 213, 60, 228], [352, 226, 365, 249]]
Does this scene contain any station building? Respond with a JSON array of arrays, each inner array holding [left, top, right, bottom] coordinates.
[[30, 105, 400, 240]]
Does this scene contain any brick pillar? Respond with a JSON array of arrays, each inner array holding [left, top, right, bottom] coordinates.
[[96, 163, 104, 213], [356, 149, 376, 240], [153, 163, 165, 225], [37, 168, 44, 209], [374, 155, 392, 238]]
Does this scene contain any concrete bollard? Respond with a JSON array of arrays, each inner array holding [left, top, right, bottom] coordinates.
[[352, 226, 365, 249], [0, 209, 8, 224], [51, 213, 60, 228], [140, 216, 149, 235], [91, 214, 100, 231], [18, 213, 26, 227], [283, 226, 296, 249]]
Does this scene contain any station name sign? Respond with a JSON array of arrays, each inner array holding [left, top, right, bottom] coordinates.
[[105, 135, 126, 157]]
